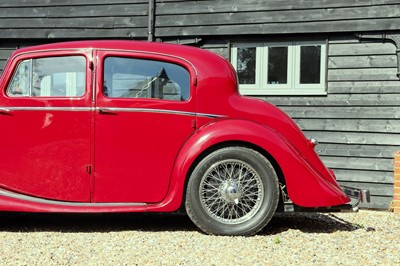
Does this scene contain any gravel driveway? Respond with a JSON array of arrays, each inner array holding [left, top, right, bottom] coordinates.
[[0, 210, 399, 265]]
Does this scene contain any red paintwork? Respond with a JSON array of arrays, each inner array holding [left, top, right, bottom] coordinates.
[[0, 40, 350, 213]]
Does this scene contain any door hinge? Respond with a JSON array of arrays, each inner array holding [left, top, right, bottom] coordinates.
[[86, 164, 92, 175]]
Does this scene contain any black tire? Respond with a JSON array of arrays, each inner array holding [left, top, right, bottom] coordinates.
[[185, 146, 279, 236]]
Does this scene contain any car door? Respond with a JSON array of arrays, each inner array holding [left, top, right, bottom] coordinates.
[[0, 51, 92, 202], [93, 51, 196, 203]]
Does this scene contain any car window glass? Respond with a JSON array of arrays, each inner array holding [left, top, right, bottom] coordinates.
[[7, 56, 86, 97], [103, 57, 190, 101]]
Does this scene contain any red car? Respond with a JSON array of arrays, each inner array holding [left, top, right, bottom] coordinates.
[[0, 40, 369, 235]]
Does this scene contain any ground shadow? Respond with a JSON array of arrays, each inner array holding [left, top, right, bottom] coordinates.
[[260, 212, 361, 235], [0, 211, 361, 234], [0, 212, 197, 233]]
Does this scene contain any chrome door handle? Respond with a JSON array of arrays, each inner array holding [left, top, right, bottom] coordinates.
[[0, 108, 11, 115], [98, 108, 117, 115]]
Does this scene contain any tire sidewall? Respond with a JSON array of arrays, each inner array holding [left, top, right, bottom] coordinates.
[[186, 147, 279, 236]]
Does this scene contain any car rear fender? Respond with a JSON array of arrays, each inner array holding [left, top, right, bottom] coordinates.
[[147, 119, 349, 212]]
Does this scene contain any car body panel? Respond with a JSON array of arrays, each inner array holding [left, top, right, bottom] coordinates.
[[0, 40, 352, 213]]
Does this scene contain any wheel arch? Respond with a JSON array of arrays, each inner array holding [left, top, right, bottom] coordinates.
[[147, 119, 289, 212], [181, 140, 286, 210]]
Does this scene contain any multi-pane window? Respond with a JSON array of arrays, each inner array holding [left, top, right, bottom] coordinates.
[[7, 56, 86, 97], [231, 41, 327, 95]]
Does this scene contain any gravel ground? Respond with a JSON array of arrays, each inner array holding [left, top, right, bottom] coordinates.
[[0, 210, 399, 265]]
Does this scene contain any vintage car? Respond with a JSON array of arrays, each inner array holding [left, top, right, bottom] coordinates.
[[0, 40, 369, 236]]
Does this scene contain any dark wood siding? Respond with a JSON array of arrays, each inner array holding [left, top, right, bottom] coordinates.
[[0, 0, 149, 39], [262, 36, 399, 209], [155, 0, 400, 37], [0, 44, 16, 75]]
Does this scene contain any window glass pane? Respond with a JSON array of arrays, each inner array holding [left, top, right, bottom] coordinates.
[[7, 56, 86, 97], [103, 57, 189, 101], [7, 59, 31, 96], [300, 45, 321, 84], [236, 47, 256, 84], [267, 47, 288, 84]]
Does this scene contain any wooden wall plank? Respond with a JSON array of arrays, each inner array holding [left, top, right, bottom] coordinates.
[[0, 18, 116, 29], [281, 106, 400, 119], [0, 0, 147, 7], [327, 81, 400, 94], [328, 68, 399, 81], [303, 130, 400, 146], [329, 43, 396, 56], [316, 144, 399, 159], [294, 119, 400, 133], [321, 156, 393, 172], [337, 181, 393, 196], [155, 18, 400, 37], [156, 0, 374, 15], [0, 29, 147, 39], [328, 55, 398, 69], [156, 5, 400, 27], [333, 169, 393, 183], [268, 94, 400, 106]]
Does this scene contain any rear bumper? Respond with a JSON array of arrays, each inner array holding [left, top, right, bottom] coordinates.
[[283, 186, 371, 212]]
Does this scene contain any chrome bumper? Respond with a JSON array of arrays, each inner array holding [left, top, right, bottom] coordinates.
[[283, 186, 371, 212]]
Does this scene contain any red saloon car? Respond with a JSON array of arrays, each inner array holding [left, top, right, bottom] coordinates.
[[0, 40, 369, 236]]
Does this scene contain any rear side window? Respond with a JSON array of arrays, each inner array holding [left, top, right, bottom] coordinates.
[[7, 56, 86, 97], [103, 57, 190, 101]]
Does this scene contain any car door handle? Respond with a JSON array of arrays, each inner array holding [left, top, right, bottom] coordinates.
[[0, 108, 11, 115], [98, 108, 118, 115]]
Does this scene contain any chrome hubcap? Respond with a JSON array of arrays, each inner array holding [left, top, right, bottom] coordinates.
[[221, 181, 242, 204], [199, 159, 264, 224]]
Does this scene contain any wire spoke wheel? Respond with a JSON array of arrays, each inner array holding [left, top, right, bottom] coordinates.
[[185, 147, 279, 236], [200, 159, 264, 224]]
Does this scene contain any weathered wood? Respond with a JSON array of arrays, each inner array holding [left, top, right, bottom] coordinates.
[[332, 169, 393, 183], [0, 49, 14, 59], [337, 181, 393, 196], [0, 28, 148, 39], [327, 81, 400, 94], [357, 195, 392, 209], [156, 5, 400, 27], [156, 0, 374, 15], [0, 0, 147, 7], [155, 18, 400, 37], [293, 119, 400, 133], [328, 55, 398, 69], [267, 94, 400, 106], [303, 130, 400, 146], [281, 106, 400, 119], [46, 4, 148, 18], [320, 156, 393, 172], [328, 68, 399, 81], [0, 18, 116, 29], [316, 143, 399, 159], [329, 42, 396, 56]]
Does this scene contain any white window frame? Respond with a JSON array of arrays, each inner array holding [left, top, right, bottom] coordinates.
[[231, 40, 327, 95]]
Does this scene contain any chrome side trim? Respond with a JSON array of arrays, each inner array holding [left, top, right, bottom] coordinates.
[[96, 107, 225, 118], [1, 106, 93, 112], [0, 188, 146, 207], [0, 106, 225, 119]]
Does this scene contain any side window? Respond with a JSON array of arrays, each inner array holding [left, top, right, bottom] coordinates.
[[103, 57, 190, 101], [7, 56, 86, 97]]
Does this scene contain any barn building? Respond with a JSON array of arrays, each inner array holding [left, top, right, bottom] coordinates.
[[1, 0, 399, 209]]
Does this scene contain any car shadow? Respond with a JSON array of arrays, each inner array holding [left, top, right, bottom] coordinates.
[[0, 212, 361, 234], [260, 212, 361, 235], [0, 212, 198, 233]]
